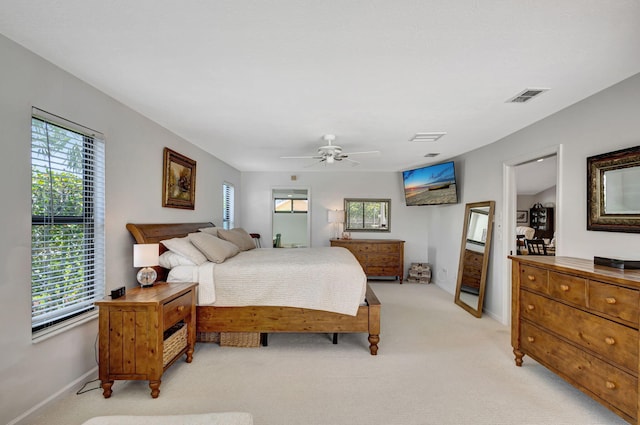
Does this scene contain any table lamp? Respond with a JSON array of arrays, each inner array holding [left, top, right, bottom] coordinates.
[[328, 209, 345, 239], [133, 243, 159, 287]]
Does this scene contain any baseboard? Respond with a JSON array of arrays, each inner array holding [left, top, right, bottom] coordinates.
[[7, 366, 98, 425]]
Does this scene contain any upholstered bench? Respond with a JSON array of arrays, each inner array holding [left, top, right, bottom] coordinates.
[[81, 412, 254, 425]]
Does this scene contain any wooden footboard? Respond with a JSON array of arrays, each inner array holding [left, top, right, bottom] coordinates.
[[197, 284, 380, 355]]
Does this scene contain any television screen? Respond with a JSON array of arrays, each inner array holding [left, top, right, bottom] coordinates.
[[402, 161, 458, 206]]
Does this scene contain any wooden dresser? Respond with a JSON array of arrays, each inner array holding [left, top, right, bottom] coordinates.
[[510, 256, 640, 423], [96, 282, 197, 398], [330, 239, 405, 283]]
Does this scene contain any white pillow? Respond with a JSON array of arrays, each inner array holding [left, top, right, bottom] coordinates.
[[189, 232, 239, 263], [158, 251, 196, 269], [198, 227, 219, 237], [160, 236, 208, 265], [217, 227, 256, 251]]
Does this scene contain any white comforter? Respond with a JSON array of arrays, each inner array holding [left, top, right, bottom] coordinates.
[[168, 247, 367, 316]]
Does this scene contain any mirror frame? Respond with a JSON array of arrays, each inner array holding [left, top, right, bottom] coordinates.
[[587, 145, 640, 233], [454, 200, 495, 318], [344, 198, 391, 232]]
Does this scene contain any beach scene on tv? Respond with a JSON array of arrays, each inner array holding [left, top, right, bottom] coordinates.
[[403, 162, 458, 206]]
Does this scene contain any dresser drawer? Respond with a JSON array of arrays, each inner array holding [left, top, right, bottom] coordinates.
[[549, 271, 587, 307], [519, 265, 548, 292], [521, 290, 637, 372], [377, 243, 401, 254], [163, 292, 192, 330], [520, 321, 637, 418], [589, 281, 639, 325]]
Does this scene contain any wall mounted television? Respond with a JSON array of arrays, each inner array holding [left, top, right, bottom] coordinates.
[[402, 161, 458, 206]]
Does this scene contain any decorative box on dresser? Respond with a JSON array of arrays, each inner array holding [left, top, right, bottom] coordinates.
[[330, 239, 405, 283], [95, 282, 197, 398], [510, 255, 640, 424]]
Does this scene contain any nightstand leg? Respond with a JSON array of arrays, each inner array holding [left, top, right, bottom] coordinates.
[[186, 347, 194, 363], [149, 380, 161, 398], [101, 380, 113, 398]]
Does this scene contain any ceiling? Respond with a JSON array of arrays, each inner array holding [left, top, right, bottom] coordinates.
[[1, 1, 639, 173]]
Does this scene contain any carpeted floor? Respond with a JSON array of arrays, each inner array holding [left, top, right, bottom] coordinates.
[[25, 282, 625, 425]]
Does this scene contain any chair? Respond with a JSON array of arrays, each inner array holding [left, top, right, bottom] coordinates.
[[250, 233, 261, 248], [525, 239, 547, 255]]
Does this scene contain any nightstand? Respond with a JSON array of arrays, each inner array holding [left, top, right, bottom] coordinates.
[[95, 282, 197, 398]]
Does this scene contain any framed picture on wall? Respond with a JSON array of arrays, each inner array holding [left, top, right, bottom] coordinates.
[[162, 147, 196, 209], [516, 210, 528, 224]]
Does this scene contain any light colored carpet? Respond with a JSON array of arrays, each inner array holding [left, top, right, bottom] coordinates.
[[26, 283, 625, 425]]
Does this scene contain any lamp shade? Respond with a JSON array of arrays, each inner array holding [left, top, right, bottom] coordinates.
[[133, 244, 159, 267], [328, 209, 345, 223]]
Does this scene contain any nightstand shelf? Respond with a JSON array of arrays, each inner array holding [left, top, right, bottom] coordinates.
[[95, 282, 197, 398]]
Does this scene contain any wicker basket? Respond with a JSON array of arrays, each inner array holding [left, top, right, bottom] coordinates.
[[196, 331, 221, 343], [220, 332, 261, 348], [163, 324, 188, 367]]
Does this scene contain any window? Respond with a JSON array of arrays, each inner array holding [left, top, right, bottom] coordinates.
[[344, 198, 391, 232], [274, 198, 308, 213], [223, 182, 234, 229], [31, 108, 105, 336]]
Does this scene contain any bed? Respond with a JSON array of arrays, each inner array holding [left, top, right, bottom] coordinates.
[[126, 222, 381, 355]]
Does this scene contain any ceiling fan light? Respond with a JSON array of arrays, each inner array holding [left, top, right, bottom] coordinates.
[[326, 155, 335, 164]]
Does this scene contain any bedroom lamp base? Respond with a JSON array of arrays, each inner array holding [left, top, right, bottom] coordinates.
[[137, 267, 157, 288]]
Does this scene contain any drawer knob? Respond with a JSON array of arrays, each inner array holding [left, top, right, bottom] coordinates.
[[527, 275, 536, 281], [560, 284, 569, 292], [605, 337, 616, 345], [526, 304, 535, 311], [605, 297, 617, 305], [527, 336, 535, 343], [177, 305, 185, 312], [605, 381, 616, 390]]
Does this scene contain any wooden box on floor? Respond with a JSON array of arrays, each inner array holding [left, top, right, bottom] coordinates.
[[407, 263, 431, 283]]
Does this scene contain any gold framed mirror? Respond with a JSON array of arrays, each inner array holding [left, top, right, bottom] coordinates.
[[587, 145, 640, 233], [454, 200, 495, 318]]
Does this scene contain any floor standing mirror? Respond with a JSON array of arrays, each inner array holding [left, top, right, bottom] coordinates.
[[454, 200, 495, 318]]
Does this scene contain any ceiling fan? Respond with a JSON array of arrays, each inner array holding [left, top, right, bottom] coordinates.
[[280, 134, 380, 166]]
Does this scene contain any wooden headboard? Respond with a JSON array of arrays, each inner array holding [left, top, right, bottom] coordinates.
[[126, 222, 214, 244]]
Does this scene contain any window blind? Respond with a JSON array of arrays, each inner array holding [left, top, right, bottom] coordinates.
[[222, 182, 234, 229], [31, 108, 105, 334]]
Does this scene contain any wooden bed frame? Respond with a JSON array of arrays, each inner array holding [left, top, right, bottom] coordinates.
[[126, 222, 381, 355]]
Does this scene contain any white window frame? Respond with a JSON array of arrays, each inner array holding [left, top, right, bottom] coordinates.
[[223, 182, 235, 229], [31, 108, 105, 340]]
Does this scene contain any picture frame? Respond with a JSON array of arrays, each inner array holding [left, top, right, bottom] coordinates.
[[162, 147, 196, 210], [516, 210, 528, 224], [587, 145, 640, 233]]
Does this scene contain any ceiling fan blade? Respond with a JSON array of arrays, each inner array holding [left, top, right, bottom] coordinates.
[[340, 150, 381, 156], [303, 158, 326, 168], [280, 155, 323, 159], [344, 158, 360, 166]]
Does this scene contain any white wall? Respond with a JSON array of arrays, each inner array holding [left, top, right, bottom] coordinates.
[[240, 172, 430, 267], [0, 35, 241, 425], [434, 72, 640, 323]]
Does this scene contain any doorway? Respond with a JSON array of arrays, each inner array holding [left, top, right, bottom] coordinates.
[[271, 188, 311, 248], [502, 145, 562, 324]]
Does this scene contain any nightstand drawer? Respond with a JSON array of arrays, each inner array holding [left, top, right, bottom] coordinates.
[[163, 292, 193, 331]]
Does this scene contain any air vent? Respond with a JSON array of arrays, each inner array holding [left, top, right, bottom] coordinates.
[[424, 153, 440, 158], [409, 132, 446, 142], [507, 88, 549, 103]]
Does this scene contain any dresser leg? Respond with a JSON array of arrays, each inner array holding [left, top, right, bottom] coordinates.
[[101, 380, 113, 398], [149, 380, 161, 398], [513, 348, 524, 367]]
